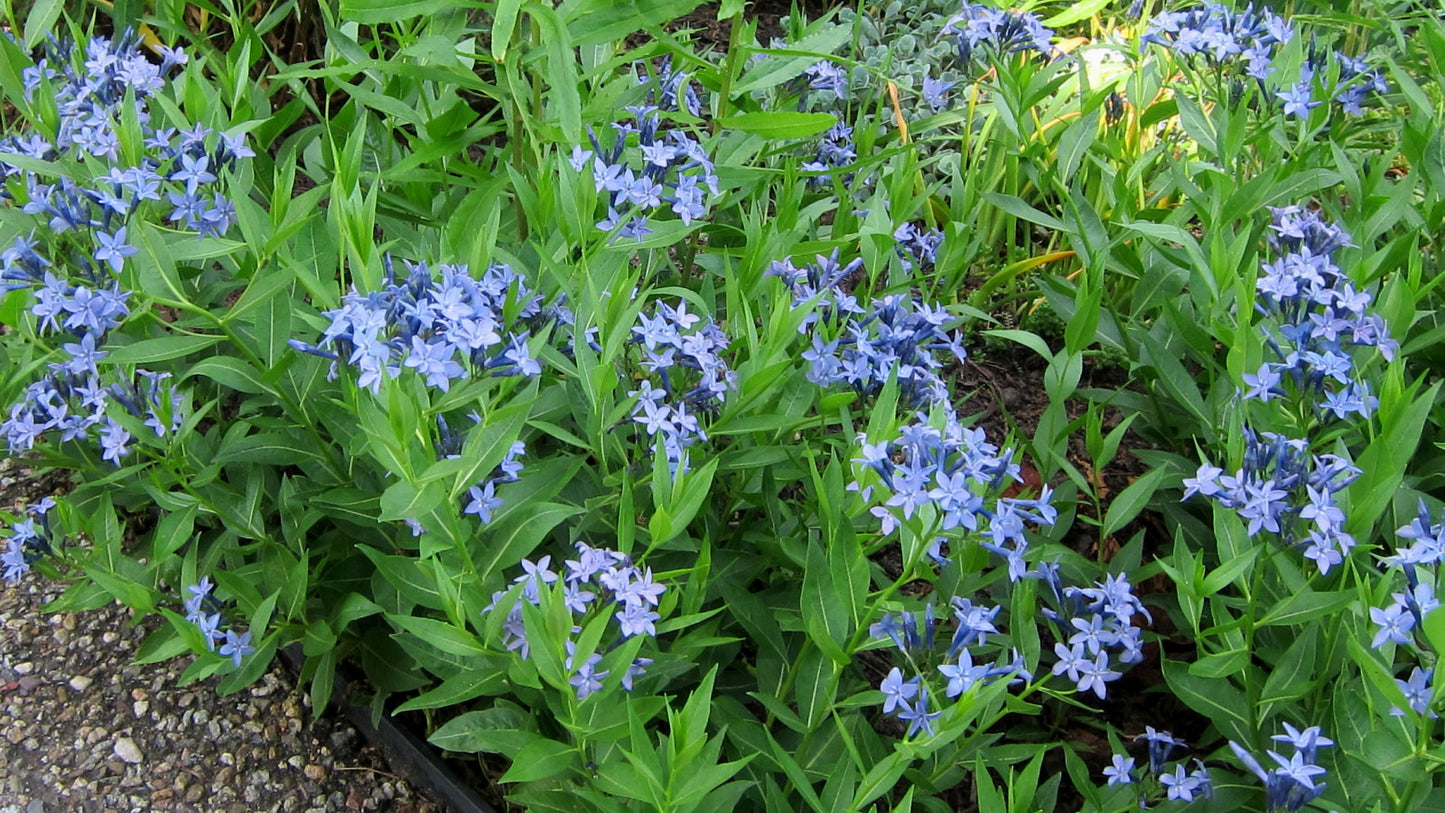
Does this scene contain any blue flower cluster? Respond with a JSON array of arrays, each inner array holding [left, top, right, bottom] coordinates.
[[802, 60, 850, 103], [1322, 52, 1389, 116], [1141, 5, 1387, 118], [871, 601, 1031, 738], [1277, 49, 1390, 119], [291, 258, 565, 395], [627, 299, 734, 477], [1, 34, 245, 247], [770, 251, 967, 407], [400, 414, 528, 533], [1, 499, 58, 585], [1370, 500, 1445, 718], [942, 3, 1055, 66], [182, 577, 256, 667], [850, 410, 1055, 577], [1106, 727, 1213, 803], [921, 77, 956, 113], [634, 56, 702, 119], [490, 543, 663, 700], [1035, 570, 1148, 700], [1, 339, 184, 467], [1185, 428, 1361, 574], [462, 439, 526, 525], [1229, 724, 1332, 812], [801, 123, 858, 189], [1246, 206, 1394, 419], [0, 35, 245, 468], [893, 223, 945, 273], [1142, 3, 1292, 80], [568, 62, 718, 241], [1186, 205, 1392, 575]]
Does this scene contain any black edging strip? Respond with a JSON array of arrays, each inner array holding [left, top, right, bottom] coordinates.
[[279, 644, 497, 813]]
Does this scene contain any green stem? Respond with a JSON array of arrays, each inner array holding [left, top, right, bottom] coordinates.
[[712, 10, 746, 135]]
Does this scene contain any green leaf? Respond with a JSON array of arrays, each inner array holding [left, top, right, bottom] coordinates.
[[378, 479, 448, 523], [983, 193, 1068, 233], [1174, 95, 1217, 156], [984, 328, 1053, 361], [1054, 109, 1099, 185], [1200, 545, 1262, 596], [1188, 649, 1249, 679], [1101, 467, 1167, 540], [149, 504, 198, 562], [1345, 636, 1411, 715], [1043, 0, 1110, 26], [1259, 625, 1318, 708], [308, 649, 337, 713], [249, 590, 280, 640], [802, 543, 850, 665], [1424, 607, 1445, 656], [765, 731, 826, 812], [426, 395, 531, 497], [134, 622, 192, 665], [851, 750, 910, 810], [1349, 379, 1441, 537], [397, 669, 510, 716], [214, 432, 322, 466], [223, 266, 294, 325], [567, 0, 705, 47], [314, 488, 381, 526], [358, 546, 446, 611], [338, 0, 466, 23], [1161, 658, 1251, 743], [525, 4, 582, 143], [732, 24, 851, 95], [1363, 729, 1427, 781], [491, 0, 523, 60], [217, 637, 278, 695], [106, 334, 222, 365], [499, 738, 576, 784], [387, 614, 489, 658], [302, 620, 337, 657], [718, 112, 837, 139], [428, 705, 540, 756], [24, 0, 65, 49], [474, 503, 582, 585], [184, 357, 273, 395], [82, 564, 156, 612], [1257, 589, 1355, 628], [1136, 327, 1210, 430], [659, 457, 717, 543], [793, 646, 838, 731]]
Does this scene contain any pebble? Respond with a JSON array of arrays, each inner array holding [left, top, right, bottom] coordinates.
[[112, 737, 143, 764], [67, 676, 92, 692], [303, 764, 326, 782]]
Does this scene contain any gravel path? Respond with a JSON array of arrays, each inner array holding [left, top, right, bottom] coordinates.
[[0, 578, 442, 813], [0, 460, 446, 813]]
